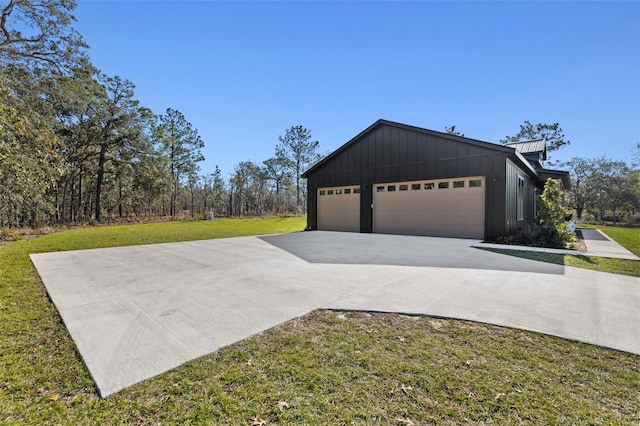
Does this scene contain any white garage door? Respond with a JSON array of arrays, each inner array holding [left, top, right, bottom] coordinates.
[[317, 186, 361, 232], [373, 177, 485, 239]]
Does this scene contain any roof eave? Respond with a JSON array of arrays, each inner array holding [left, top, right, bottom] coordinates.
[[514, 150, 538, 176], [537, 169, 571, 189]]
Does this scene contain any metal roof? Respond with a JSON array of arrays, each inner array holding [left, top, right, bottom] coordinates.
[[504, 139, 547, 160]]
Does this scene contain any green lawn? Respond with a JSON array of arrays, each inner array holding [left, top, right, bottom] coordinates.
[[1, 218, 638, 424], [483, 226, 640, 277]]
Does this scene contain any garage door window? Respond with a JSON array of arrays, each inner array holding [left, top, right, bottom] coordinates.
[[319, 190, 326, 195], [453, 181, 464, 188], [335, 189, 343, 195], [469, 179, 482, 188], [399, 184, 408, 191], [388, 185, 396, 192], [354, 188, 361, 194], [377, 186, 384, 192], [424, 183, 434, 190], [438, 182, 449, 189], [344, 188, 351, 194], [328, 189, 334, 195], [411, 184, 421, 190]]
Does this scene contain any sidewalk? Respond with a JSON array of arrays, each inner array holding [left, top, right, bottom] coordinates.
[[475, 228, 639, 261]]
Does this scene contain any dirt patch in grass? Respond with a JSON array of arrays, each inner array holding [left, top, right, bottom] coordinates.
[[573, 229, 588, 252]]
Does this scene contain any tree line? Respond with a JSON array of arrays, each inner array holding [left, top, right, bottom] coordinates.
[[561, 155, 639, 224], [227, 125, 320, 217], [0, 1, 321, 228], [2, 1, 635, 228]]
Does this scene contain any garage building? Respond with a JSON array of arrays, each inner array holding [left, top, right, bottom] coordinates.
[[302, 119, 570, 241]]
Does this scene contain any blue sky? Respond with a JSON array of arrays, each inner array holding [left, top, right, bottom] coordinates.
[[74, 1, 639, 177]]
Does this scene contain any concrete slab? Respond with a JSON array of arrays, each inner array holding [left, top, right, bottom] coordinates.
[[580, 229, 640, 260], [259, 232, 564, 273], [31, 237, 356, 397], [473, 228, 640, 260], [30, 231, 640, 397], [580, 229, 609, 241]]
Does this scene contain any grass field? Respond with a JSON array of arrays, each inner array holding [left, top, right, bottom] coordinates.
[[482, 226, 640, 277], [1, 218, 638, 424]]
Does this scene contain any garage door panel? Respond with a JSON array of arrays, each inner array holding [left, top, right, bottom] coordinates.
[[317, 187, 360, 232], [374, 177, 485, 239]]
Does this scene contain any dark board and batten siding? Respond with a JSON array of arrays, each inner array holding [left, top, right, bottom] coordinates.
[[306, 123, 516, 240], [306, 120, 571, 240], [505, 159, 537, 236]]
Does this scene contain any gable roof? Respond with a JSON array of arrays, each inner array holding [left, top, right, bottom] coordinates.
[[505, 139, 547, 161], [503, 139, 571, 187], [303, 119, 519, 178]]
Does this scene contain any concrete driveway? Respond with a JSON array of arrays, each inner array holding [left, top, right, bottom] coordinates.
[[30, 231, 640, 397]]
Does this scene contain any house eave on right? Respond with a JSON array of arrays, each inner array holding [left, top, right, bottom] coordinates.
[[537, 169, 571, 190]]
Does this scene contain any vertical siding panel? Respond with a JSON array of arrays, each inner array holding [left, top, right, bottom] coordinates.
[[504, 159, 534, 236], [446, 159, 456, 177], [417, 134, 427, 162], [436, 139, 446, 160], [374, 131, 381, 164], [528, 183, 536, 223], [348, 145, 355, 171], [390, 129, 400, 166], [505, 160, 515, 235], [446, 141, 457, 158], [408, 132, 417, 163], [307, 174, 317, 230], [385, 127, 393, 165], [368, 134, 375, 181], [400, 131, 408, 181], [435, 139, 446, 176], [468, 146, 481, 176], [483, 154, 506, 240], [457, 144, 469, 176], [427, 135, 436, 163], [368, 133, 375, 168]]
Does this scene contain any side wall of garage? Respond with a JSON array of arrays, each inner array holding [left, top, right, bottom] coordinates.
[[505, 159, 538, 236], [306, 123, 519, 239]]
